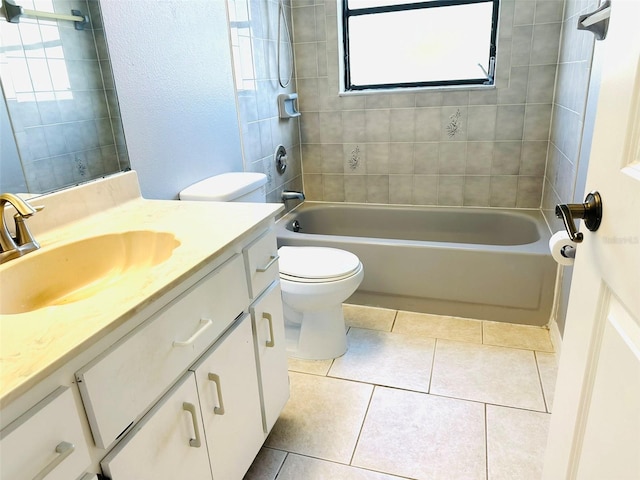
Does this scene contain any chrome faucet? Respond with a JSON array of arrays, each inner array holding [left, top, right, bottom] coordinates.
[[281, 190, 305, 203], [0, 193, 43, 264]]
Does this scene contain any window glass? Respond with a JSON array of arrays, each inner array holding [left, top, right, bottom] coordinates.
[[342, 0, 498, 90]]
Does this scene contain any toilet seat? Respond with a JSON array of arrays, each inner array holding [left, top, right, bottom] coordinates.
[[278, 246, 361, 283]]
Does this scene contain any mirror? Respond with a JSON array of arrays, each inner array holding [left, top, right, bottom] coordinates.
[[0, 0, 129, 195]]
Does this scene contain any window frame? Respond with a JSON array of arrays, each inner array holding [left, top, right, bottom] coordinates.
[[341, 0, 500, 91]]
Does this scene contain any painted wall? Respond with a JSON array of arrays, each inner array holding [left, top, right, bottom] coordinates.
[[293, 0, 563, 207], [100, 0, 243, 200], [542, 0, 597, 335]]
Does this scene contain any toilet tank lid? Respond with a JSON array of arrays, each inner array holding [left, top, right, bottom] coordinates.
[[179, 172, 267, 201]]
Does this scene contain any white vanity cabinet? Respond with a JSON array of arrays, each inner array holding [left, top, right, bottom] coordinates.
[[0, 387, 91, 480]]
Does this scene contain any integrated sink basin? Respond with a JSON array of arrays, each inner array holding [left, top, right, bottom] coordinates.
[[0, 230, 181, 315]]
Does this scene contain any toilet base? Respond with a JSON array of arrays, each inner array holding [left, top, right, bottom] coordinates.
[[283, 303, 348, 360]]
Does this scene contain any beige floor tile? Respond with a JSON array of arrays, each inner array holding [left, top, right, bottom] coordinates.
[[431, 340, 546, 411], [288, 357, 333, 376], [536, 351, 559, 412], [353, 387, 486, 480], [486, 405, 551, 480], [265, 372, 373, 464], [343, 304, 396, 332], [277, 454, 406, 480], [243, 447, 287, 480], [329, 328, 435, 392], [483, 321, 554, 352], [393, 311, 483, 343]]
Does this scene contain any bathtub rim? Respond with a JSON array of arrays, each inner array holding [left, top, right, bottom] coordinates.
[[276, 201, 553, 255]]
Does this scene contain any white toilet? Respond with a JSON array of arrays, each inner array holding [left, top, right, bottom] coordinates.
[[180, 172, 364, 360]]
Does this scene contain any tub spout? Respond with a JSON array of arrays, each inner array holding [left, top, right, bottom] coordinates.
[[282, 190, 305, 202]]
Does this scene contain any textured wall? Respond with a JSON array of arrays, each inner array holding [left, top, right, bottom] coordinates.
[[293, 0, 564, 208], [229, 0, 303, 203], [101, 0, 243, 200], [0, 0, 127, 193]]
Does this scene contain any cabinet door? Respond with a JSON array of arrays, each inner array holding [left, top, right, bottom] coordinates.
[[0, 387, 91, 480], [250, 281, 289, 433], [191, 315, 264, 480], [100, 373, 212, 480]]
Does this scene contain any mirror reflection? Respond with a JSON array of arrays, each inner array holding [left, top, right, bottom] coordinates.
[[0, 0, 129, 195]]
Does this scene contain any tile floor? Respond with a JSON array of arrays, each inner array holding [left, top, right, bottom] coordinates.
[[244, 304, 558, 480]]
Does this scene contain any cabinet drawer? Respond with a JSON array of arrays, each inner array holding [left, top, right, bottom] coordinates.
[[77, 254, 249, 449], [0, 387, 91, 480], [243, 228, 279, 299]]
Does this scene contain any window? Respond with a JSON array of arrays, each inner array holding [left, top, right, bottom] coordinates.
[[341, 0, 499, 91]]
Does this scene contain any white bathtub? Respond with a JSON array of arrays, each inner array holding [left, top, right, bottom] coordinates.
[[275, 202, 556, 326]]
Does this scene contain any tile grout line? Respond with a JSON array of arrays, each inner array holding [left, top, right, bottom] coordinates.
[[390, 309, 399, 332], [278, 450, 418, 480], [273, 451, 289, 480], [533, 350, 551, 413], [427, 337, 438, 394], [484, 402, 490, 480], [348, 384, 376, 468]]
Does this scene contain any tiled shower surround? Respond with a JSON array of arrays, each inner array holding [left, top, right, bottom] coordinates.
[[0, 0, 128, 194], [228, 0, 304, 204], [292, 0, 564, 207], [542, 0, 596, 230]]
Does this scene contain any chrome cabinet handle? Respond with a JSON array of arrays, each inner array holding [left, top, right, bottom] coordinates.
[[173, 319, 213, 347], [207, 373, 225, 415], [256, 254, 279, 272], [182, 402, 202, 448], [264, 312, 275, 348], [32, 441, 75, 480]]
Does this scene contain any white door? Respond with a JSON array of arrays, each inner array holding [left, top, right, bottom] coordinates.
[[542, 1, 640, 479]]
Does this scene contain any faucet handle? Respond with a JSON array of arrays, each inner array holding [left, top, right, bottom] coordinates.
[[13, 205, 43, 247]]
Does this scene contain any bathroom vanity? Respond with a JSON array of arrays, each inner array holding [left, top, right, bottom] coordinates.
[[0, 172, 288, 479]]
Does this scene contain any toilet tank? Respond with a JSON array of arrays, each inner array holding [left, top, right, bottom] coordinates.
[[179, 172, 267, 202]]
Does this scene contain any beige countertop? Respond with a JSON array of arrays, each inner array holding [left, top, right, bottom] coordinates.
[[0, 190, 283, 407]]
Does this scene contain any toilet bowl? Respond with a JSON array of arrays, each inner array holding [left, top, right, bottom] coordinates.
[[179, 172, 364, 360], [278, 246, 364, 360]]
